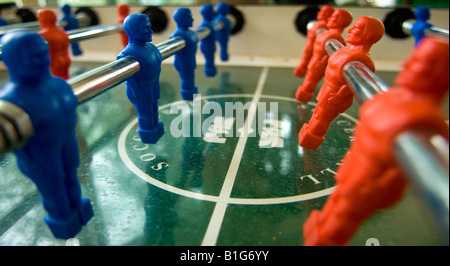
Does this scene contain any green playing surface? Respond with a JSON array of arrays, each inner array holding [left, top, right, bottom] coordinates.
[[0, 62, 443, 246]]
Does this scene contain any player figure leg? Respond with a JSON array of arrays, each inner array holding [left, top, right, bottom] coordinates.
[[71, 42, 83, 56], [19, 150, 84, 239], [62, 134, 94, 225], [295, 55, 328, 103], [134, 102, 163, 144], [152, 101, 164, 137], [299, 88, 353, 150], [178, 67, 198, 101], [203, 48, 217, 77]]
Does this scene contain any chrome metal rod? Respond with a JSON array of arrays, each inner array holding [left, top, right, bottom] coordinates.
[[155, 37, 186, 60], [402, 20, 449, 39], [324, 38, 388, 102], [0, 100, 33, 152], [0, 21, 43, 36], [69, 16, 216, 45], [0, 21, 69, 36], [68, 23, 123, 43], [1, 21, 228, 152], [342, 61, 389, 103], [324, 38, 344, 55], [393, 130, 449, 244], [69, 56, 140, 104], [323, 37, 449, 241], [0, 23, 121, 57], [69, 25, 215, 103], [196, 27, 211, 41], [307, 20, 317, 32], [0, 12, 89, 37], [74, 12, 91, 28]]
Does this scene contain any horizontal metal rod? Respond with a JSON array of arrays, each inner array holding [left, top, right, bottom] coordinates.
[[70, 56, 140, 104], [67, 23, 123, 43], [0, 21, 50, 36], [324, 37, 344, 55], [69, 25, 216, 103], [402, 20, 449, 39], [0, 17, 115, 57], [69, 19, 214, 45], [342, 61, 389, 103], [319, 35, 449, 241], [0, 13, 90, 37], [155, 37, 186, 60], [1, 23, 220, 153], [69, 20, 221, 101], [70, 27, 213, 101], [393, 129, 449, 244]]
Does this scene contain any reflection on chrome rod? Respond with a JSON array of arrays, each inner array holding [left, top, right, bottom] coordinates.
[[402, 20, 450, 39], [67, 24, 123, 43], [68, 26, 216, 102], [0, 12, 91, 37]]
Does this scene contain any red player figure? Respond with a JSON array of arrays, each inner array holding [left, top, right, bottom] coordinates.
[[117, 3, 130, 47], [293, 5, 335, 78], [38, 9, 71, 80], [303, 37, 449, 246], [295, 9, 352, 103], [298, 16, 384, 150]]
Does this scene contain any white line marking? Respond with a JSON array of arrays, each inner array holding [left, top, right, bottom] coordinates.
[[118, 94, 354, 205], [201, 67, 269, 246]]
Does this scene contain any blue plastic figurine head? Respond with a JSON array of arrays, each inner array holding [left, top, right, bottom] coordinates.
[[415, 6, 430, 21], [0, 30, 51, 82], [216, 2, 230, 16], [61, 4, 71, 16], [200, 4, 215, 21], [173, 8, 193, 29], [123, 13, 154, 44]]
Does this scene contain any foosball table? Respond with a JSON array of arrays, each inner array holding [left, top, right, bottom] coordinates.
[[0, 1, 448, 247]]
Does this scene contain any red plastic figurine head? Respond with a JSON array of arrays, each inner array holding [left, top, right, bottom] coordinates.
[[38, 9, 57, 28], [326, 9, 352, 31], [117, 3, 129, 18], [317, 5, 335, 22], [346, 16, 384, 50], [395, 37, 449, 102]]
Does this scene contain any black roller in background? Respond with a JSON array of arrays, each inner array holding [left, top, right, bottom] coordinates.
[[383, 8, 415, 39], [229, 5, 245, 35], [294, 6, 320, 36], [0, 4, 37, 23], [0, 3, 16, 10], [75, 7, 100, 26], [141, 6, 168, 34], [16, 7, 37, 22]]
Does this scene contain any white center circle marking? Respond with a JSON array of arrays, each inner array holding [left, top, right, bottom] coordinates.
[[118, 94, 357, 205]]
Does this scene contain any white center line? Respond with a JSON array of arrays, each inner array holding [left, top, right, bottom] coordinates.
[[201, 67, 269, 246]]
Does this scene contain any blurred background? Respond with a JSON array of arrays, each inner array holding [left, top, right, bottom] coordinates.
[[0, 0, 449, 8]]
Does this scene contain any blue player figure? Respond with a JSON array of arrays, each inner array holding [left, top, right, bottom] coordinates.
[[117, 14, 164, 144], [198, 4, 217, 77], [169, 8, 198, 101], [214, 2, 231, 61], [411, 6, 432, 46], [0, 30, 93, 239], [59, 4, 83, 56]]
